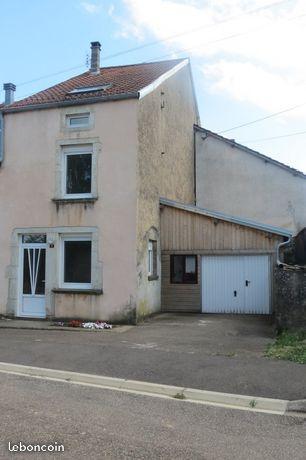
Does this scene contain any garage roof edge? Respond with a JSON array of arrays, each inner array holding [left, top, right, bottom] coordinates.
[[160, 198, 293, 237]]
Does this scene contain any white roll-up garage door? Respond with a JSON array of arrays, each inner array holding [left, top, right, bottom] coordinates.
[[201, 255, 271, 314]]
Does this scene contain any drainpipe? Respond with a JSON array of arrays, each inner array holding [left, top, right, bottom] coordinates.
[[276, 236, 293, 267], [193, 127, 196, 205], [0, 83, 16, 166], [0, 111, 3, 165]]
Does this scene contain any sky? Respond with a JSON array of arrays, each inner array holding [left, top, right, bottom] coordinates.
[[1, 0, 306, 172]]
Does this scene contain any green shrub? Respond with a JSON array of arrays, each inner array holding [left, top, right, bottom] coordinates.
[[266, 330, 306, 364]]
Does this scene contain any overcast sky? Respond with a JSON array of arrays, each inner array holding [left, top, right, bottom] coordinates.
[[1, 0, 306, 171]]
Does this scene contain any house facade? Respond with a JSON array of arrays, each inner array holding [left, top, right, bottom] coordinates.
[[1, 42, 300, 322], [195, 126, 306, 233], [0, 42, 199, 322]]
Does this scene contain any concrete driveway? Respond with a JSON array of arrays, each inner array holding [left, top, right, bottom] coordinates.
[[0, 313, 305, 400]]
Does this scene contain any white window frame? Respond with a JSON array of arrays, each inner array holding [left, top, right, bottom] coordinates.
[[62, 145, 93, 199], [148, 241, 154, 276], [66, 113, 90, 128], [60, 234, 92, 289]]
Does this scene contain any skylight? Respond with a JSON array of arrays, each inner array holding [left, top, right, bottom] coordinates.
[[69, 84, 112, 94]]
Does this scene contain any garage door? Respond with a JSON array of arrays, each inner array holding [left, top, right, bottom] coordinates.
[[201, 255, 271, 314]]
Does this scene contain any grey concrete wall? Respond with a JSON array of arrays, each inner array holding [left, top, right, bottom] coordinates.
[[274, 267, 306, 330], [136, 64, 199, 320], [195, 133, 306, 233]]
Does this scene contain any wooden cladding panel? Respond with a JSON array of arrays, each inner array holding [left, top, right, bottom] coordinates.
[[160, 206, 283, 252]]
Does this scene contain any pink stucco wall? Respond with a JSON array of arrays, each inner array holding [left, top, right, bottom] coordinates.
[[0, 99, 139, 321]]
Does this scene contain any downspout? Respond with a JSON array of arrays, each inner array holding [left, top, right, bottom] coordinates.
[[1, 82, 16, 165], [193, 127, 196, 205], [0, 111, 3, 165], [276, 236, 293, 267]]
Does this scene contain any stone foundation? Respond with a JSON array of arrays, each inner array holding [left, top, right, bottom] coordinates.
[[274, 267, 306, 330]]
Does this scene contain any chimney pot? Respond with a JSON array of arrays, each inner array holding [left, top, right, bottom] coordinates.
[[90, 41, 101, 75], [3, 83, 16, 105]]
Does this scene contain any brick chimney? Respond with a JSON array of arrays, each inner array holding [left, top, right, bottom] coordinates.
[[90, 41, 101, 75], [3, 83, 16, 105]]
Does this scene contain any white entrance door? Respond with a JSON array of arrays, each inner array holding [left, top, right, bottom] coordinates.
[[19, 236, 47, 318], [201, 255, 271, 314]]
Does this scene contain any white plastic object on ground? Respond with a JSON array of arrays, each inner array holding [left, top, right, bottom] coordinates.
[[82, 321, 112, 330]]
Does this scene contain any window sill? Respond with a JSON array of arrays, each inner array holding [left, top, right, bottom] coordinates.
[[52, 288, 103, 295], [170, 282, 198, 285], [52, 197, 98, 205], [148, 275, 159, 281], [64, 125, 93, 132]]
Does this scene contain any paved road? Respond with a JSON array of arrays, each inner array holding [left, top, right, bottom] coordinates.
[[0, 314, 305, 400], [0, 372, 305, 460]]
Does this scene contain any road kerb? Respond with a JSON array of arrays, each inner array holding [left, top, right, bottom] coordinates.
[[286, 400, 306, 414], [0, 361, 290, 415]]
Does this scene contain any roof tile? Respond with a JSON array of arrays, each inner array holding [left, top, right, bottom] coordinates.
[[6, 59, 186, 110]]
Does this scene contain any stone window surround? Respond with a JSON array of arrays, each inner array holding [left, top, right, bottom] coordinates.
[[60, 105, 95, 132], [7, 226, 102, 318], [54, 137, 100, 201]]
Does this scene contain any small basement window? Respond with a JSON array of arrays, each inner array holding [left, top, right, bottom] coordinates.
[[61, 236, 92, 289], [170, 255, 197, 284], [62, 146, 92, 198], [66, 113, 90, 128]]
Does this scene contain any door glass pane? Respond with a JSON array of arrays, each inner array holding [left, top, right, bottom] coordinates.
[[23, 249, 32, 294], [36, 249, 46, 295], [66, 154, 92, 194], [22, 234, 46, 243], [23, 248, 46, 295], [64, 240, 91, 283]]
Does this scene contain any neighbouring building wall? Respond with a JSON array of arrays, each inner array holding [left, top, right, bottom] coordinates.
[[0, 99, 139, 322], [195, 132, 306, 233], [274, 268, 306, 330], [136, 64, 199, 319]]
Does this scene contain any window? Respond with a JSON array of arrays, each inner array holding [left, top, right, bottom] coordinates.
[[170, 255, 197, 284], [69, 84, 112, 94], [63, 146, 92, 198], [61, 236, 92, 289], [22, 234, 46, 244], [148, 240, 158, 279], [66, 154, 92, 195], [66, 113, 90, 128]]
